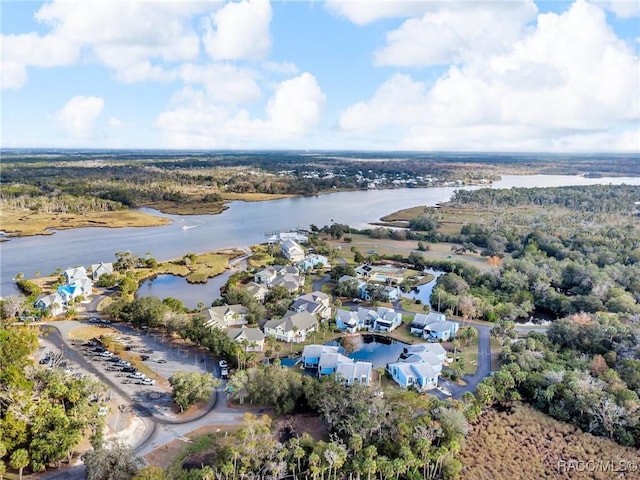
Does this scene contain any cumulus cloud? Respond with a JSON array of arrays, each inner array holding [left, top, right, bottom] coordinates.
[[374, 1, 538, 66], [155, 73, 325, 148], [56, 96, 105, 139], [325, 0, 430, 25], [339, 0, 640, 152], [203, 0, 272, 61], [591, 0, 640, 18], [339, 74, 429, 132], [2, 0, 208, 87], [178, 63, 262, 104]]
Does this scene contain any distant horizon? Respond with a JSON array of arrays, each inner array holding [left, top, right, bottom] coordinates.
[[2, 147, 639, 157]]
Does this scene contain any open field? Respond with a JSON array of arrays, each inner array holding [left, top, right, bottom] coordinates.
[[1, 209, 171, 237], [327, 233, 492, 271], [459, 404, 640, 480]]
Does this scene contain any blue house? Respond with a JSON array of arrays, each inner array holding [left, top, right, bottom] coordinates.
[[387, 349, 444, 391], [297, 254, 329, 271], [302, 345, 339, 369]]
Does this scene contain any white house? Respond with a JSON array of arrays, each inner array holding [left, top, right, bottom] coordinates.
[[268, 231, 308, 244], [281, 239, 305, 263], [64, 266, 88, 284], [373, 307, 402, 332], [263, 311, 318, 343], [226, 327, 265, 352], [204, 305, 249, 329], [302, 344, 372, 385], [244, 282, 269, 302], [254, 265, 299, 286], [270, 273, 305, 293], [90, 262, 114, 281]]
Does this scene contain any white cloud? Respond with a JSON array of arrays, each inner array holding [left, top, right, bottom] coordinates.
[[3, 0, 208, 87], [155, 73, 325, 148], [1, 62, 28, 90], [374, 1, 538, 66], [178, 63, 262, 104], [203, 0, 272, 61], [339, 0, 640, 152], [56, 96, 105, 139], [325, 0, 430, 25], [591, 0, 640, 18], [339, 74, 429, 132]]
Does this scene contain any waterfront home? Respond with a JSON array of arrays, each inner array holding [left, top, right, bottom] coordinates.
[[302, 345, 339, 368], [244, 281, 269, 302], [373, 307, 402, 332], [291, 291, 332, 320], [335, 307, 376, 333], [268, 231, 308, 244], [64, 266, 88, 284], [90, 262, 114, 281], [57, 284, 82, 305], [204, 305, 249, 329], [297, 254, 329, 271], [226, 327, 265, 352], [34, 293, 64, 317], [302, 344, 372, 385], [383, 285, 400, 301], [263, 311, 318, 343], [411, 312, 458, 341], [387, 347, 444, 391], [402, 343, 447, 364], [281, 239, 305, 263], [254, 265, 299, 286]]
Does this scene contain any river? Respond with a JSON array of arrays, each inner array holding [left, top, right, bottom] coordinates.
[[2, 174, 639, 297]]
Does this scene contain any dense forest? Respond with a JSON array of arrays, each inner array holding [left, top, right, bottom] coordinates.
[[0, 322, 106, 476]]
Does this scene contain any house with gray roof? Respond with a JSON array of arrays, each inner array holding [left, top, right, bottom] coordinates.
[[291, 291, 332, 320], [254, 265, 299, 286], [387, 344, 445, 391], [90, 262, 114, 281], [263, 311, 318, 343], [281, 239, 305, 263], [64, 266, 88, 284], [302, 344, 372, 385], [34, 293, 65, 318], [244, 281, 269, 302], [411, 312, 458, 341], [226, 327, 265, 352], [204, 304, 249, 329]]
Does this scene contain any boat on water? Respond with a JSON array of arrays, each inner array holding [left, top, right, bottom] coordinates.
[[181, 225, 197, 230]]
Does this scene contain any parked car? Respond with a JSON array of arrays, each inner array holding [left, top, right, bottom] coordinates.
[[121, 366, 137, 373], [138, 378, 155, 386], [140, 355, 149, 361], [128, 372, 145, 379], [155, 358, 167, 364]]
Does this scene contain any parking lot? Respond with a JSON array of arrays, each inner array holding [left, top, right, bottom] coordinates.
[[67, 320, 221, 418]]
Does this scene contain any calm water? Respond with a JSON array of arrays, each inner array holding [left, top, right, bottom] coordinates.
[[401, 269, 444, 305], [136, 272, 231, 310], [327, 335, 407, 369], [3, 174, 640, 297]]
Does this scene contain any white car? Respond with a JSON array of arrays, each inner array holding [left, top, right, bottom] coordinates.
[[138, 378, 155, 386], [219, 359, 228, 368], [128, 372, 145, 379]]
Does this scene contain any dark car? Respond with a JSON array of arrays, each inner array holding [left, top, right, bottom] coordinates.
[[140, 355, 150, 361], [121, 366, 137, 373], [155, 358, 167, 364]]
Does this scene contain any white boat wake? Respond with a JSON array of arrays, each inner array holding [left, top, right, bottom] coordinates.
[[180, 219, 204, 230]]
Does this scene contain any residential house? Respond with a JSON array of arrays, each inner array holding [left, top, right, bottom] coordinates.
[[354, 264, 373, 277], [226, 327, 265, 352], [402, 343, 447, 364], [262, 311, 318, 343], [57, 284, 82, 305], [297, 254, 329, 271], [268, 231, 308, 244], [34, 293, 64, 317], [271, 273, 305, 293], [290, 291, 332, 320], [411, 312, 458, 341], [204, 305, 249, 329], [244, 281, 269, 302], [383, 285, 400, 301], [281, 239, 305, 263], [373, 307, 402, 332], [254, 265, 299, 286], [302, 344, 372, 385], [64, 266, 88, 284], [387, 345, 445, 391], [73, 277, 94, 297], [90, 262, 114, 281], [302, 345, 339, 368]]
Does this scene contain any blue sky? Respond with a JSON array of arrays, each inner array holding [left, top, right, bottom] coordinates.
[[1, 0, 639, 152]]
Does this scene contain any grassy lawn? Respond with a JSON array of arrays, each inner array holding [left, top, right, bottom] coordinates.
[[400, 297, 430, 313], [457, 344, 479, 375], [490, 337, 503, 371], [68, 325, 118, 341]]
